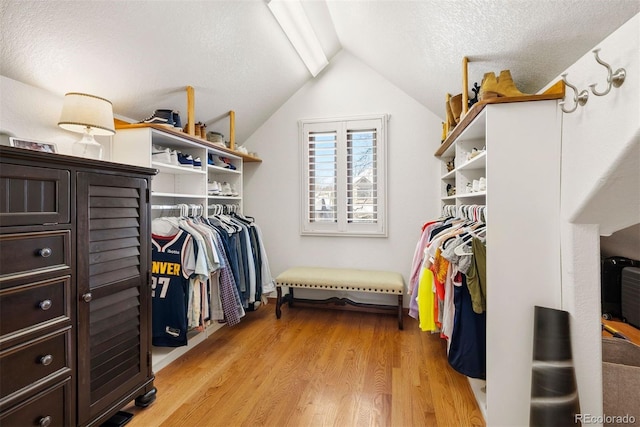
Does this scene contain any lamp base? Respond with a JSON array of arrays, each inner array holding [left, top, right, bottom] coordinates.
[[72, 132, 103, 160]]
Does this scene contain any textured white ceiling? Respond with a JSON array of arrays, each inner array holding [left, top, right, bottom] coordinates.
[[1, 1, 638, 143]]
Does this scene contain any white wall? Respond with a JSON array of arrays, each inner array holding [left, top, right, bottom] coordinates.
[[600, 224, 640, 260], [242, 50, 442, 304], [0, 75, 111, 156], [558, 13, 639, 422]]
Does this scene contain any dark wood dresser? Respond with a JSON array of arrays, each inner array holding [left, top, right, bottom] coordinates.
[[0, 146, 157, 427]]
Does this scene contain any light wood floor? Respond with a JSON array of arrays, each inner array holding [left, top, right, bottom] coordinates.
[[123, 305, 485, 427], [602, 318, 640, 344]]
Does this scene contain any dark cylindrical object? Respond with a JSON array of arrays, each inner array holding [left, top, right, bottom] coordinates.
[[530, 306, 581, 427]]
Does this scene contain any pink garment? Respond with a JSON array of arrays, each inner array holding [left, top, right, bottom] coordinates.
[[408, 222, 439, 294]]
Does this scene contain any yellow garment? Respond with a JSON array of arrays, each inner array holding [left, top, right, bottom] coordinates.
[[418, 267, 437, 332]]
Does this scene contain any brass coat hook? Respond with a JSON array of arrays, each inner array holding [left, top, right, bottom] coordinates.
[[589, 49, 626, 96]]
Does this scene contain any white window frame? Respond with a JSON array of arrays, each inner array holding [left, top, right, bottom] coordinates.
[[299, 114, 388, 237]]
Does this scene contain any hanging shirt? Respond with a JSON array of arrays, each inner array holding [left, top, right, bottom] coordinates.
[[466, 237, 487, 314], [151, 230, 194, 347]]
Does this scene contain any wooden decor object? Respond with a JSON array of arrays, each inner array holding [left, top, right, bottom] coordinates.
[[186, 86, 195, 136], [229, 110, 236, 151], [462, 56, 469, 115]]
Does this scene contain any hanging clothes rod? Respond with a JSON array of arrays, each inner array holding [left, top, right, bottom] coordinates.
[[208, 203, 240, 215], [151, 203, 204, 216], [151, 204, 182, 210], [442, 204, 486, 222]]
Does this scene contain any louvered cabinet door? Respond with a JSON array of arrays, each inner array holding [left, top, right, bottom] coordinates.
[[75, 172, 153, 425]]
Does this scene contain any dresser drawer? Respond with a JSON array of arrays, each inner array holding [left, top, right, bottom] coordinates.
[[0, 276, 71, 342], [0, 163, 70, 227], [0, 231, 71, 280], [0, 378, 70, 427], [0, 329, 70, 400]]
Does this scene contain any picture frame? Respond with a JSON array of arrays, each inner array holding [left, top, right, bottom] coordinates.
[[9, 137, 57, 153]]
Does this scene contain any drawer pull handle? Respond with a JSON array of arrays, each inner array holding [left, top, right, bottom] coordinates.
[[39, 300, 52, 311], [39, 247, 53, 258], [82, 293, 92, 303], [39, 416, 52, 427], [40, 354, 53, 366]]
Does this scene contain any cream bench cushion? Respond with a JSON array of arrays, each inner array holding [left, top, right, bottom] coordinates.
[[276, 266, 404, 293], [275, 266, 405, 329]]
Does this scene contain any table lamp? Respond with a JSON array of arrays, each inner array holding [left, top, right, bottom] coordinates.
[[58, 92, 115, 159]]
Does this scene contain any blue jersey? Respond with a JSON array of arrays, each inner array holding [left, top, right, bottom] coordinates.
[[151, 230, 192, 347]]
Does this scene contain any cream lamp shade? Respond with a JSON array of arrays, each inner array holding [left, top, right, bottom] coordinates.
[[58, 92, 115, 159]]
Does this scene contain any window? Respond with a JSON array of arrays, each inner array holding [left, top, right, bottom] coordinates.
[[300, 115, 387, 236]]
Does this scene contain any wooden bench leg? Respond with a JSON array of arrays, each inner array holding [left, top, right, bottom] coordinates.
[[276, 286, 283, 319], [276, 286, 294, 319], [397, 295, 404, 330]]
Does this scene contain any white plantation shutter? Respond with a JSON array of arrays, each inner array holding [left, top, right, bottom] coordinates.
[[308, 131, 337, 223], [300, 115, 387, 236], [347, 128, 377, 224]]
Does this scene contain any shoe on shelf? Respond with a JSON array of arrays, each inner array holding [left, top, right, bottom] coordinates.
[[177, 152, 194, 167], [496, 70, 529, 97], [449, 94, 463, 124], [230, 185, 239, 197], [207, 181, 220, 195], [169, 150, 179, 166], [212, 156, 229, 168], [479, 72, 499, 100], [480, 70, 530, 100], [140, 109, 173, 126], [221, 182, 232, 196], [467, 147, 481, 161], [193, 157, 202, 168], [219, 157, 236, 170], [171, 111, 182, 129], [152, 145, 171, 163]]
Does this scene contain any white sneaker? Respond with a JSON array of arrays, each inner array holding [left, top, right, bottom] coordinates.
[[230, 185, 239, 197], [207, 181, 220, 195], [213, 156, 228, 168], [169, 150, 179, 166], [152, 145, 171, 163], [221, 182, 232, 196]]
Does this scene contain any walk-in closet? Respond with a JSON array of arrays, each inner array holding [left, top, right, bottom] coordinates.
[[1, 2, 639, 426]]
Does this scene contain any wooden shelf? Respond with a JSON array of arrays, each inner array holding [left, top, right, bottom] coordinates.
[[435, 80, 565, 157], [115, 122, 262, 163]]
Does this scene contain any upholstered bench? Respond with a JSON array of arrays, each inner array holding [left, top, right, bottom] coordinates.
[[275, 266, 405, 330]]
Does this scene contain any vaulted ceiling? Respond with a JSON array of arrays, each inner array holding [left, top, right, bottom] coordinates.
[[1, 1, 638, 143]]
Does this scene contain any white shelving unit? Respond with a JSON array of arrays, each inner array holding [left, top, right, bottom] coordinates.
[[112, 126, 252, 371], [435, 99, 563, 426], [439, 109, 487, 209]]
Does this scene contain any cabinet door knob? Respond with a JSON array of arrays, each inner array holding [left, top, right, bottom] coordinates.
[[82, 293, 92, 303], [39, 416, 52, 427], [40, 354, 53, 366], [39, 247, 52, 258], [39, 300, 52, 311]]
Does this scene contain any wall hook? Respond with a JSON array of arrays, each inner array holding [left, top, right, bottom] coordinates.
[[589, 48, 626, 96], [559, 73, 588, 113]]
